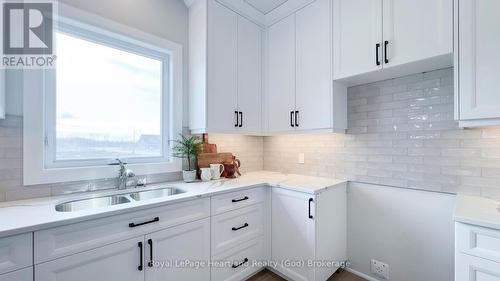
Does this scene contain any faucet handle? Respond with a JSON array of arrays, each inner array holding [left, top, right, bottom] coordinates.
[[108, 159, 128, 166]]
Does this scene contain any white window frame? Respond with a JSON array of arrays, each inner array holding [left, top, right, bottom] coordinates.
[[0, 69, 5, 119], [23, 4, 183, 185]]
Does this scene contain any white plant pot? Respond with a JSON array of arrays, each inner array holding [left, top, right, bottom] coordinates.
[[183, 170, 197, 183]]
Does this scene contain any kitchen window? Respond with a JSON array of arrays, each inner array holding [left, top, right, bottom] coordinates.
[[23, 8, 182, 185], [46, 28, 169, 168]]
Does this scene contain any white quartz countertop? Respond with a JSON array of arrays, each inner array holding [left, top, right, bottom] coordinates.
[[454, 194, 500, 230], [0, 171, 346, 238]]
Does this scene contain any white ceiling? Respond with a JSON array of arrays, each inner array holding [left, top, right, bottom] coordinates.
[[243, 0, 288, 15], [184, 0, 315, 27]]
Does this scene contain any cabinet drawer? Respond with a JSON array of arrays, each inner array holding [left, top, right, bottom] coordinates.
[[0, 233, 32, 275], [456, 253, 500, 281], [211, 237, 264, 281], [211, 187, 265, 215], [212, 204, 264, 255], [0, 267, 33, 281], [35, 237, 144, 281], [456, 222, 500, 263], [35, 198, 210, 263]]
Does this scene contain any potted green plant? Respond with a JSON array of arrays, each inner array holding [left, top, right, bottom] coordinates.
[[172, 134, 202, 182]]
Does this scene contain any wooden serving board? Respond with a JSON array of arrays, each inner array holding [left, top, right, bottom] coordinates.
[[196, 153, 234, 168]]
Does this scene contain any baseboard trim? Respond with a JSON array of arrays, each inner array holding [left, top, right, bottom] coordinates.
[[345, 268, 380, 281]]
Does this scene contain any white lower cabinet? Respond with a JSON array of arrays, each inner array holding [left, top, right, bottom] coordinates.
[[35, 219, 210, 281], [210, 189, 267, 281], [211, 237, 264, 281], [28, 184, 346, 281], [0, 233, 33, 274], [145, 218, 210, 281], [0, 267, 33, 281], [35, 237, 145, 281], [272, 188, 315, 281], [271, 185, 347, 281], [456, 222, 500, 281], [456, 253, 500, 281]]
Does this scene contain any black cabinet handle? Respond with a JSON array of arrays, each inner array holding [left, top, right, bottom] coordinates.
[[235, 111, 239, 127], [147, 239, 153, 267], [295, 111, 299, 127], [376, 43, 381, 66], [138, 242, 144, 271], [232, 223, 249, 231], [239, 112, 243, 128], [308, 198, 314, 219], [384, 40, 389, 64], [129, 217, 160, 228], [232, 258, 248, 268], [232, 196, 249, 203], [290, 111, 295, 127]]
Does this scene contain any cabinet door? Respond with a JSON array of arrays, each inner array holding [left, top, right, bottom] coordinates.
[[35, 237, 144, 281], [267, 14, 296, 133], [296, 0, 332, 131], [0, 267, 32, 281], [145, 218, 210, 281], [237, 16, 262, 133], [0, 233, 32, 275], [382, 0, 452, 68], [207, 0, 238, 132], [458, 0, 500, 121], [456, 253, 500, 281], [333, 0, 383, 79], [271, 188, 315, 281]]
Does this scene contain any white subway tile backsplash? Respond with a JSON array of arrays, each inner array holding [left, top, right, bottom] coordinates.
[[264, 68, 500, 199]]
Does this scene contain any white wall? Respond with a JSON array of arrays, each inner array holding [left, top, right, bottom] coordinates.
[[347, 182, 455, 281]]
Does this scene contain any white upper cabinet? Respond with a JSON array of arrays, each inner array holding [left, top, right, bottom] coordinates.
[[266, 0, 347, 134], [267, 14, 297, 133], [189, 0, 263, 134], [296, 0, 333, 131], [207, 0, 238, 132], [333, 0, 453, 86], [455, 0, 500, 127], [383, 0, 453, 68], [237, 16, 263, 134], [333, 0, 383, 79]]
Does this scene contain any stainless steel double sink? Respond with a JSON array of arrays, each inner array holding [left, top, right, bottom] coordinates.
[[55, 187, 186, 212]]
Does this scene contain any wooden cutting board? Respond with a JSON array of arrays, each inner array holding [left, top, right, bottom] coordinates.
[[196, 153, 234, 168]]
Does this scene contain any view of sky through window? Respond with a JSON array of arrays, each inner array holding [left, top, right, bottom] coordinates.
[[55, 31, 164, 161]]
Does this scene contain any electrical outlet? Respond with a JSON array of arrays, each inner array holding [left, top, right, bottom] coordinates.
[[298, 153, 305, 164], [371, 259, 389, 279]]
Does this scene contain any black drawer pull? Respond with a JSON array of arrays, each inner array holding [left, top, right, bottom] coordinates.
[[138, 242, 144, 271], [239, 112, 243, 128], [290, 111, 295, 127], [295, 110, 299, 127], [376, 43, 381, 66], [129, 217, 160, 228], [232, 196, 249, 203], [235, 111, 239, 127], [232, 223, 249, 231], [147, 239, 153, 267], [232, 258, 248, 269], [308, 198, 314, 219], [384, 40, 389, 64]]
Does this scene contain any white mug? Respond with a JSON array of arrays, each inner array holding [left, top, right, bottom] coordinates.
[[210, 163, 225, 180], [200, 168, 212, 182]]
